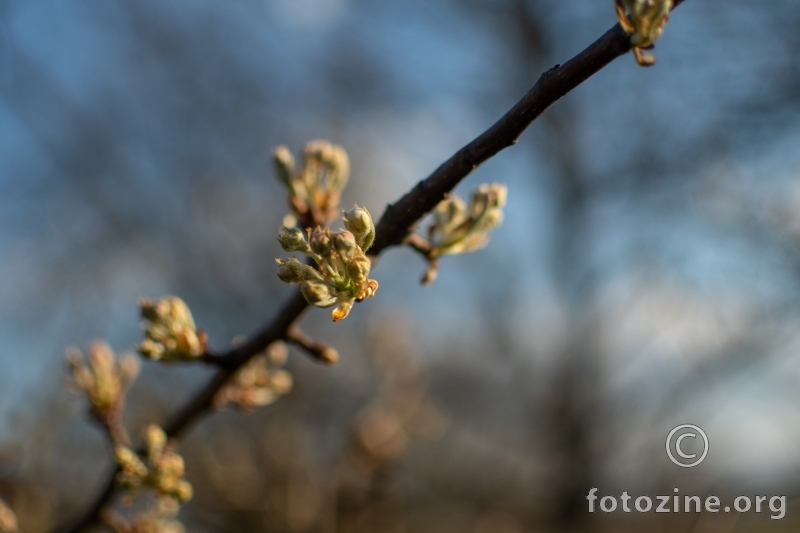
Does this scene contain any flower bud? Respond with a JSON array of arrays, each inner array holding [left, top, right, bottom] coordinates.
[[332, 230, 357, 262], [119, 354, 141, 388], [145, 425, 167, 458], [433, 196, 466, 230], [300, 280, 337, 308], [175, 481, 194, 503], [273, 145, 296, 189], [326, 146, 350, 193], [269, 369, 293, 395], [332, 299, 354, 322], [266, 341, 288, 366], [482, 208, 504, 229], [490, 182, 508, 207], [115, 446, 148, 479], [359, 279, 379, 300], [309, 229, 332, 258], [276, 258, 322, 284], [277, 226, 309, 253], [138, 297, 204, 362], [347, 254, 371, 285], [344, 205, 375, 251]]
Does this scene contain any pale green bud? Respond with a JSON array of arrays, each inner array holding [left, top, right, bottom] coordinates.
[[175, 480, 194, 503], [276, 258, 323, 284], [325, 146, 350, 193], [139, 298, 162, 323], [119, 353, 141, 388], [300, 280, 338, 308], [347, 254, 371, 285], [491, 183, 508, 207], [470, 189, 491, 219], [145, 425, 167, 458], [138, 297, 203, 362], [115, 446, 148, 478], [269, 369, 294, 394], [332, 230, 357, 262], [433, 196, 467, 234], [137, 338, 164, 361], [481, 208, 504, 230], [344, 205, 375, 251], [277, 226, 309, 253], [309, 229, 332, 257], [273, 145, 296, 189]]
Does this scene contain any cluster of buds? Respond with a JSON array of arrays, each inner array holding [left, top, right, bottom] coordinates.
[[67, 341, 140, 423], [273, 140, 350, 227], [276, 206, 378, 321], [416, 183, 507, 284], [614, 0, 673, 66], [138, 297, 206, 362], [0, 499, 16, 533], [115, 425, 193, 504], [215, 341, 293, 411]]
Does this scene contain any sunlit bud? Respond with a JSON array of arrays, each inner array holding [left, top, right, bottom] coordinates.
[[347, 255, 371, 285], [616, 0, 672, 66], [309, 228, 332, 258], [66, 341, 137, 417], [269, 369, 293, 395], [276, 258, 322, 284], [273, 145, 296, 189], [492, 182, 508, 207], [326, 145, 350, 193], [266, 341, 288, 366], [138, 297, 204, 362], [332, 230, 357, 262], [360, 279, 379, 300], [158, 453, 186, 479], [145, 425, 167, 458], [301, 280, 338, 308], [484, 209, 504, 229], [344, 205, 375, 251], [175, 481, 194, 504], [115, 446, 148, 479], [304, 140, 350, 193], [319, 346, 339, 364], [277, 226, 309, 253], [88, 341, 114, 374], [332, 299, 354, 322], [433, 195, 466, 231], [119, 354, 141, 388]]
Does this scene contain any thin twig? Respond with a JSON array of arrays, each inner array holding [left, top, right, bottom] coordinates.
[[287, 325, 339, 364], [55, 5, 686, 531], [92, 402, 130, 448], [403, 233, 434, 259]]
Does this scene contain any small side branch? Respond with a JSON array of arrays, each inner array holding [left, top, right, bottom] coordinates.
[[403, 234, 440, 286], [287, 325, 339, 364]]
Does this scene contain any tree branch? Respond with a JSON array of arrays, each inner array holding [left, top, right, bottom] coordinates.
[[55, 5, 686, 531]]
